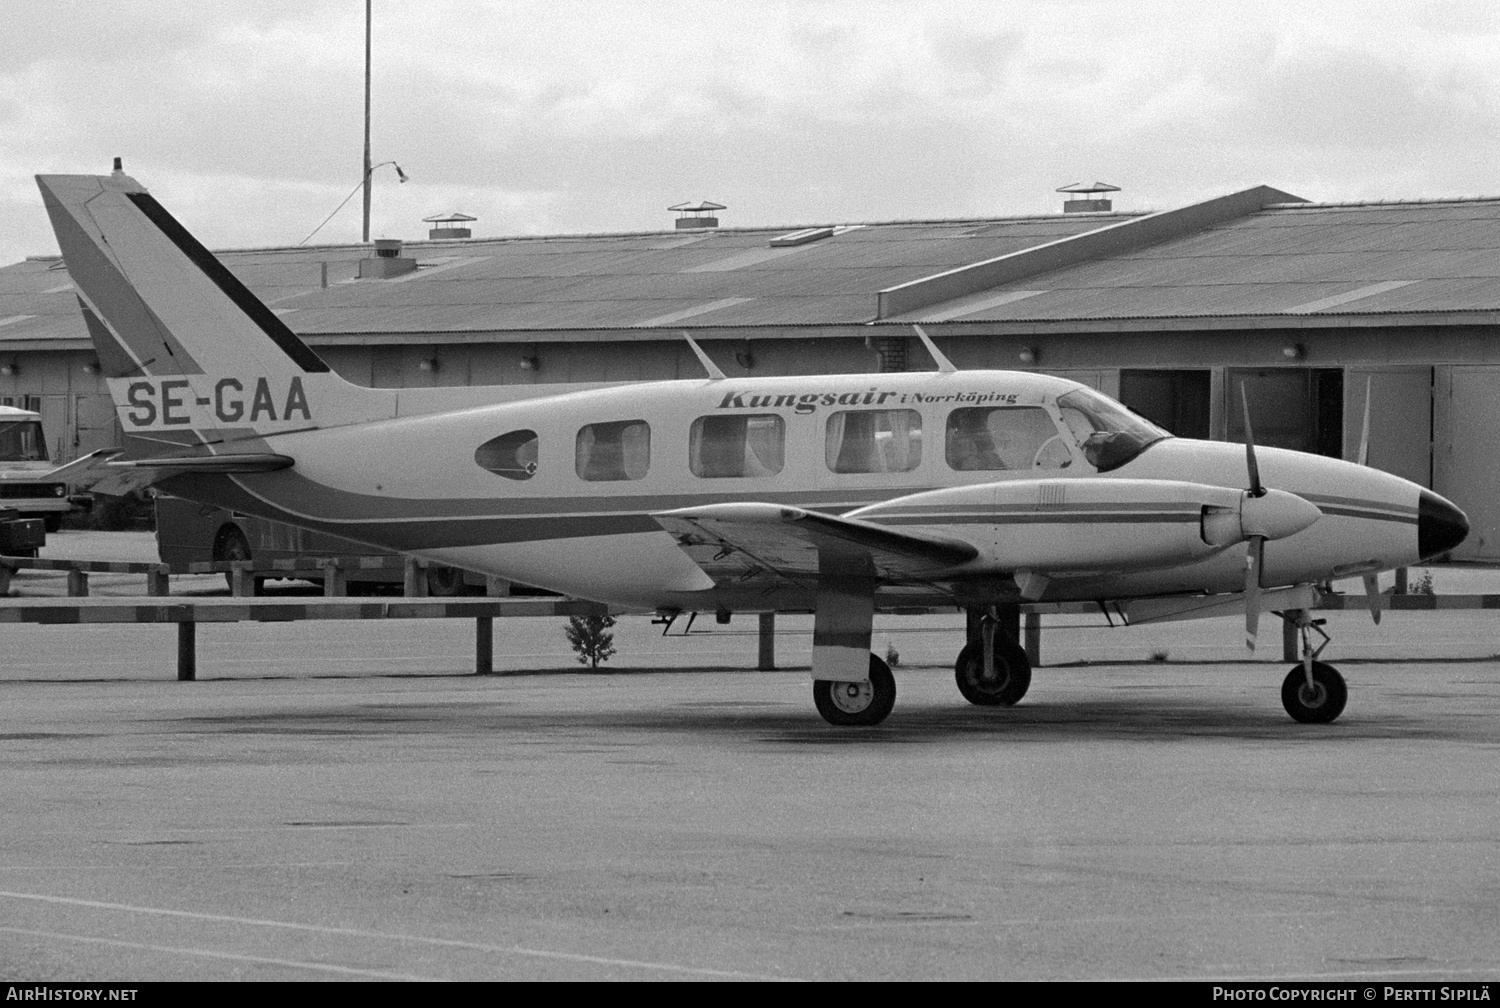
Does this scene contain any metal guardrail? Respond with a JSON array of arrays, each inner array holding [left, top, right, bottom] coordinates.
[[0, 596, 618, 680], [1, 553, 508, 598]]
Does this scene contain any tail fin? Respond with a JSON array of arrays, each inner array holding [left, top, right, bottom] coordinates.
[[36, 173, 395, 447]]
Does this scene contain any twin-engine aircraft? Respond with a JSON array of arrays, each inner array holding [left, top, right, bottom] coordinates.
[[37, 171, 1469, 726]]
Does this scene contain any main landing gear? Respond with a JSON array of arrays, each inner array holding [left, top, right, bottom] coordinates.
[[1280, 609, 1347, 724], [812, 655, 896, 727], [954, 610, 1031, 707]]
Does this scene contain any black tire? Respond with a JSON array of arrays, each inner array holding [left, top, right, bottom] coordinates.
[[1281, 661, 1347, 724], [955, 636, 1031, 706], [426, 565, 468, 596], [214, 526, 259, 594], [813, 655, 896, 727], [43, 513, 62, 534]]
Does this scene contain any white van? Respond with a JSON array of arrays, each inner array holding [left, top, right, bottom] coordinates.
[[0, 405, 72, 531]]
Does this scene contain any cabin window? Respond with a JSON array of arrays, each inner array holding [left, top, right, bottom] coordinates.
[[690, 414, 784, 478], [576, 420, 650, 481], [946, 406, 1070, 471], [475, 429, 538, 481], [825, 409, 922, 474]]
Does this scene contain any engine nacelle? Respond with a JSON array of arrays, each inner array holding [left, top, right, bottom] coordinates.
[[853, 477, 1319, 576]]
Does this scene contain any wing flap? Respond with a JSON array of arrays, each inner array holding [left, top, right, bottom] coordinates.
[[652, 503, 978, 586]]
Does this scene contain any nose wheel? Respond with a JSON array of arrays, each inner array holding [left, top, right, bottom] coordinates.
[[1279, 609, 1346, 723], [813, 655, 896, 726]]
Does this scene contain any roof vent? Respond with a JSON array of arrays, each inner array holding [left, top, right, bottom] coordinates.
[[669, 200, 726, 230], [359, 238, 418, 279], [1056, 181, 1120, 213], [424, 213, 476, 240]]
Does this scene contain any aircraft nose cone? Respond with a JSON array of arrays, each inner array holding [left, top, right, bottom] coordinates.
[[1418, 490, 1469, 560]]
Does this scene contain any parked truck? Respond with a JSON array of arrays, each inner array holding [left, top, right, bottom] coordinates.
[[0, 404, 78, 535], [154, 496, 482, 593]]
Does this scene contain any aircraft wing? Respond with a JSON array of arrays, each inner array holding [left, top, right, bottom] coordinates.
[[652, 503, 978, 585]]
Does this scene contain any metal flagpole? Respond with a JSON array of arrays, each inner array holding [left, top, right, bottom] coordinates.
[[361, 0, 372, 243]]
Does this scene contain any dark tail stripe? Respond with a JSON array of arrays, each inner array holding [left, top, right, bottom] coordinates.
[[125, 192, 330, 374]]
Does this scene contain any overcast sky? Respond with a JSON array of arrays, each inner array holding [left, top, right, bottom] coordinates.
[[3, 0, 1498, 264]]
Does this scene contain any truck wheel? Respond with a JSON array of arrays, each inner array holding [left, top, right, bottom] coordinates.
[[214, 527, 257, 593]]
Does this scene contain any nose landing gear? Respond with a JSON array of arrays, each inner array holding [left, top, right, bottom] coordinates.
[[1280, 609, 1347, 723]]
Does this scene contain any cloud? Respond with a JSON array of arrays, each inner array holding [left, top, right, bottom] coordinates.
[[3, 0, 1500, 263]]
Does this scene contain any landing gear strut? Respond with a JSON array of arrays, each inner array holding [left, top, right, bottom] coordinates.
[[1280, 609, 1346, 723], [813, 655, 896, 727], [955, 609, 1031, 706]]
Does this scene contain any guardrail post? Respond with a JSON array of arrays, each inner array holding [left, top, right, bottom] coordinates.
[[320, 558, 347, 597], [403, 558, 429, 598], [230, 561, 254, 597], [177, 622, 196, 681], [1023, 611, 1042, 667], [66, 569, 89, 597], [147, 566, 169, 596], [475, 617, 494, 674], [757, 612, 776, 670]]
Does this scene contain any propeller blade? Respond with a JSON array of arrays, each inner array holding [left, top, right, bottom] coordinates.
[[1240, 382, 1265, 497], [1362, 572, 1384, 625], [1357, 375, 1373, 467], [1244, 535, 1264, 650]]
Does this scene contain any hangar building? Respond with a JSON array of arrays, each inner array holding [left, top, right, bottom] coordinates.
[[3, 183, 1499, 558]]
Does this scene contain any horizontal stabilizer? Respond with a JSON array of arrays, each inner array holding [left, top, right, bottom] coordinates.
[[652, 502, 977, 586], [46, 449, 293, 498], [108, 453, 294, 473]]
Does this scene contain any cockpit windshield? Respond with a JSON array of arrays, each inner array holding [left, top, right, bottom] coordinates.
[[1057, 389, 1170, 473]]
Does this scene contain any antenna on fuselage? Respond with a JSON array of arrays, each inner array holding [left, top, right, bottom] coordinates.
[[681, 331, 726, 380], [911, 325, 958, 374]]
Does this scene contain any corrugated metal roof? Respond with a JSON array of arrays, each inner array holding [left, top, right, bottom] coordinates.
[[898, 199, 1500, 323], [7, 197, 1500, 342]]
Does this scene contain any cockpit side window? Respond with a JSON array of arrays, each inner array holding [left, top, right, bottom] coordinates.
[[576, 420, 650, 481], [946, 407, 1071, 471], [1057, 388, 1171, 473], [690, 414, 784, 478], [475, 429, 538, 481]]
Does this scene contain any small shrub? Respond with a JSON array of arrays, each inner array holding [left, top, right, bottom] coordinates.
[[564, 614, 617, 670], [1150, 649, 1170, 662], [884, 643, 901, 668], [1410, 571, 1435, 596]]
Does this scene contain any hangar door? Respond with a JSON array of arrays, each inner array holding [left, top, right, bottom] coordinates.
[[1225, 368, 1343, 457], [1434, 367, 1500, 560], [1341, 367, 1431, 488]]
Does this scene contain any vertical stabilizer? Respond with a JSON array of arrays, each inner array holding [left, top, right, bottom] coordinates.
[[36, 173, 396, 447]]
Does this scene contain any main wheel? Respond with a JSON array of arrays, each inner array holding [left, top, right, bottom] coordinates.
[[813, 655, 896, 727], [426, 565, 468, 596], [1281, 661, 1347, 724], [955, 635, 1031, 706], [214, 526, 260, 594]]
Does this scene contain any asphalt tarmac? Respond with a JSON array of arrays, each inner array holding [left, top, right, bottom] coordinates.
[[0, 533, 1496, 981]]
